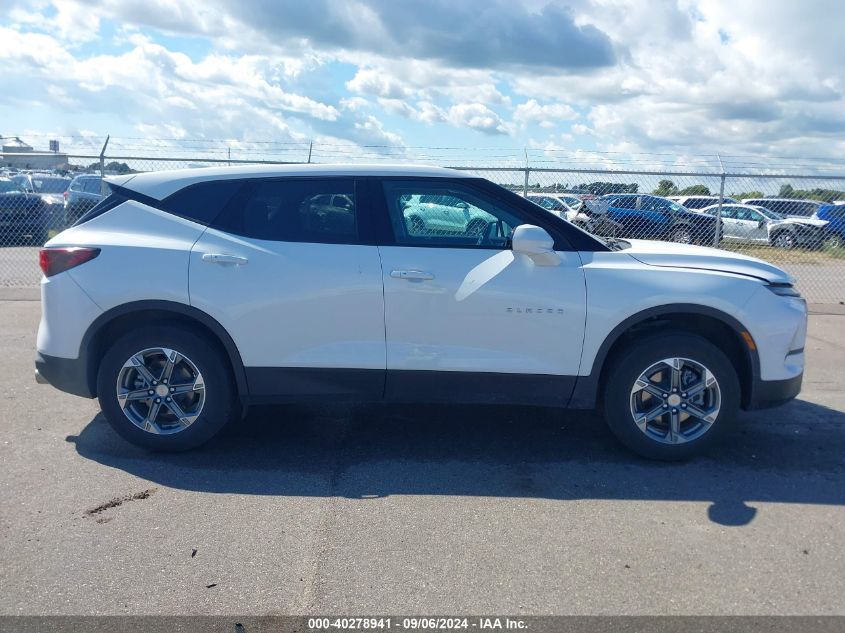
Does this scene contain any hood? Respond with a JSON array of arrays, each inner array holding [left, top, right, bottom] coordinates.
[[36, 193, 64, 205], [623, 239, 793, 284], [778, 217, 828, 228]]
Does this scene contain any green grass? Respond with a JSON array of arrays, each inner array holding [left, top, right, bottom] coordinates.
[[719, 242, 845, 265]]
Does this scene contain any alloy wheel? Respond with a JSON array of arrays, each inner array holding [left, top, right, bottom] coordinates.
[[629, 357, 721, 445], [671, 227, 692, 244], [773, 232, 795, 249], [115, 347, 205, 435]]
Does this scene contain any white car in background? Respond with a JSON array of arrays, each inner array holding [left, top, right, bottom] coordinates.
[[669, 195, 740, 210], [526, 193, 621, 237], [700, 203, 828, 249], [35, 165, 806, 460]]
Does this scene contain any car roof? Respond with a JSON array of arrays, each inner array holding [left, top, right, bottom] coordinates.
[[107, 164, 473, 200], [701, 203, 760, 210], [742, 197, 822, 204]]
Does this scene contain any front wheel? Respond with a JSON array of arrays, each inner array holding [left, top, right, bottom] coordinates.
[[772, 231, 796, 249], [97, 325, 238, 451], [670, 225, 693, 244], [602, 332, 740, 460]]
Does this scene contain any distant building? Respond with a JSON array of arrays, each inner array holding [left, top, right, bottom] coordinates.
[[1, 137, 69, 170]]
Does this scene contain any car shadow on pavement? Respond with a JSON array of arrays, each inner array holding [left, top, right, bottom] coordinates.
[[66, 398, 845, 527]]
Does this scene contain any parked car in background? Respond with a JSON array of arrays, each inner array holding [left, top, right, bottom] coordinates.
[[741, 198, 825, 219], [669, 195, 739, 210], [602, 193, 721, 244], [816, 204, 845, 249], [65, 175, 104, 225], [0, 177, 48, 244], [699, 204, 828, 249], [527, 193, 622, 237], [35, 164, 806, 460], [12, 173, 71, 231]]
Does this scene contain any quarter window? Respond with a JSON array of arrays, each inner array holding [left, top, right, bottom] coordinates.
[[382, 181, 524, 248], [216, 178, 358, 244]]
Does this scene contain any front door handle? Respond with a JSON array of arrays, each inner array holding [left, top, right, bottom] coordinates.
[[390, 269, 434, 281], [201, 253, 248, 266]]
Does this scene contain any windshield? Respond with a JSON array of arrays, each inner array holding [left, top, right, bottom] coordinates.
[[31, 177, 71, 194], [665, 200, 686, 213], [0, 180, 23, 194], [753, 205, 783, 220]]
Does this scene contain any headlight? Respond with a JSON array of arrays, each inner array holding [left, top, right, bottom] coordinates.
[[767, 283, 801, 297]]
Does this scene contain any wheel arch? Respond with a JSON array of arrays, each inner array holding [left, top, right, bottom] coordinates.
[[79, 300, 249, 400], [569, 304, 760, 410]]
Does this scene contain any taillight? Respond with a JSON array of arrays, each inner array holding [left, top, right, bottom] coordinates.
[[63, 190, 69, 200], [39, 247, 100, 277]]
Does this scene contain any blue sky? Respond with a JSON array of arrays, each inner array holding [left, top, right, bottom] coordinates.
[[1, 1, 843, 169]]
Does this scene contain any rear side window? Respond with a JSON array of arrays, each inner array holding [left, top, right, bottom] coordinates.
[[162, 179, 244, 225], [213, 178, 358, 244], [684, 198, 709, 209]]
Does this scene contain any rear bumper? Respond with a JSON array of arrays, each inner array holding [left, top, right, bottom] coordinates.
[[747, 372, 803, 410], [35, 351, 94, 398]]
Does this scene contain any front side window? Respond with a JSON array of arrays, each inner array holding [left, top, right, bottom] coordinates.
[[217, 178, 358, 244], [609, 196, 637, 209], [383, 180, 524, 248]]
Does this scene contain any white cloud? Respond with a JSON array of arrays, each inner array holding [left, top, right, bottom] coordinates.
[[2, 0, 845, 160], [514, 99, 578, 128], [446, 103, 510, 136]]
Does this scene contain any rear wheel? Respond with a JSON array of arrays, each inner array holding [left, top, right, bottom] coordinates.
[[97, 325, 237, 451], [602, 332, 740, 460], [823, 233, 844, 250]]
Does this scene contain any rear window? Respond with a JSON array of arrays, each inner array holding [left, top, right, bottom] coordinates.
[[32, 177, 70, 194], [81, 178, 102, 194]]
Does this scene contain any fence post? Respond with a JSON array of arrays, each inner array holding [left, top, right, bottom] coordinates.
[[99, 134, 110, 195], [714, 154, 725, 248], [523, 168, 530, 196]]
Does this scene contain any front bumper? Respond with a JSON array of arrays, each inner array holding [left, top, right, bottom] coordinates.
[[747, 372, 803, 410], [35, 351, 95, 398]]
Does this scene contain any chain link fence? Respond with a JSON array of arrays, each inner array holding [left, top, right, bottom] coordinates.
[[2, 150, 844, 304]]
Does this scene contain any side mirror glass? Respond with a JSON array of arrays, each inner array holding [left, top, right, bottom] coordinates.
[[511, 224, 560, 266]]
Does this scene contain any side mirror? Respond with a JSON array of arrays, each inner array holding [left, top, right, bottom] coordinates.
[[511, 224, 560, 266], [758, 219, 766, 228]]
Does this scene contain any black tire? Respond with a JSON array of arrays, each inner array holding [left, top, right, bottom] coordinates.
[[823, 233, 844, 250], [670, 225, 693, 244], [601, 331, 740, 460], [97, 325, 237, 451], [771, 231, 795, 249]]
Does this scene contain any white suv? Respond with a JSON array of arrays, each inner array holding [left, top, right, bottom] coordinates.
[[35, 165, 807, 460]]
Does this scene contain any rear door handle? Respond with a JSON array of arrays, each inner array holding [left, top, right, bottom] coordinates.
[[390, 269, 434, 281], [201, 253, 248, 266]]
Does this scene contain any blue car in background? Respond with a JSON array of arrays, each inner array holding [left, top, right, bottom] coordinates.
[[0, 177, 48, 244], [817, 204, 845, 249], [601, 193, 721, 244]]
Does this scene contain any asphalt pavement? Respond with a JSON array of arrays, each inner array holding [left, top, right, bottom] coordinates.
[[0, 298, 843, 615]]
